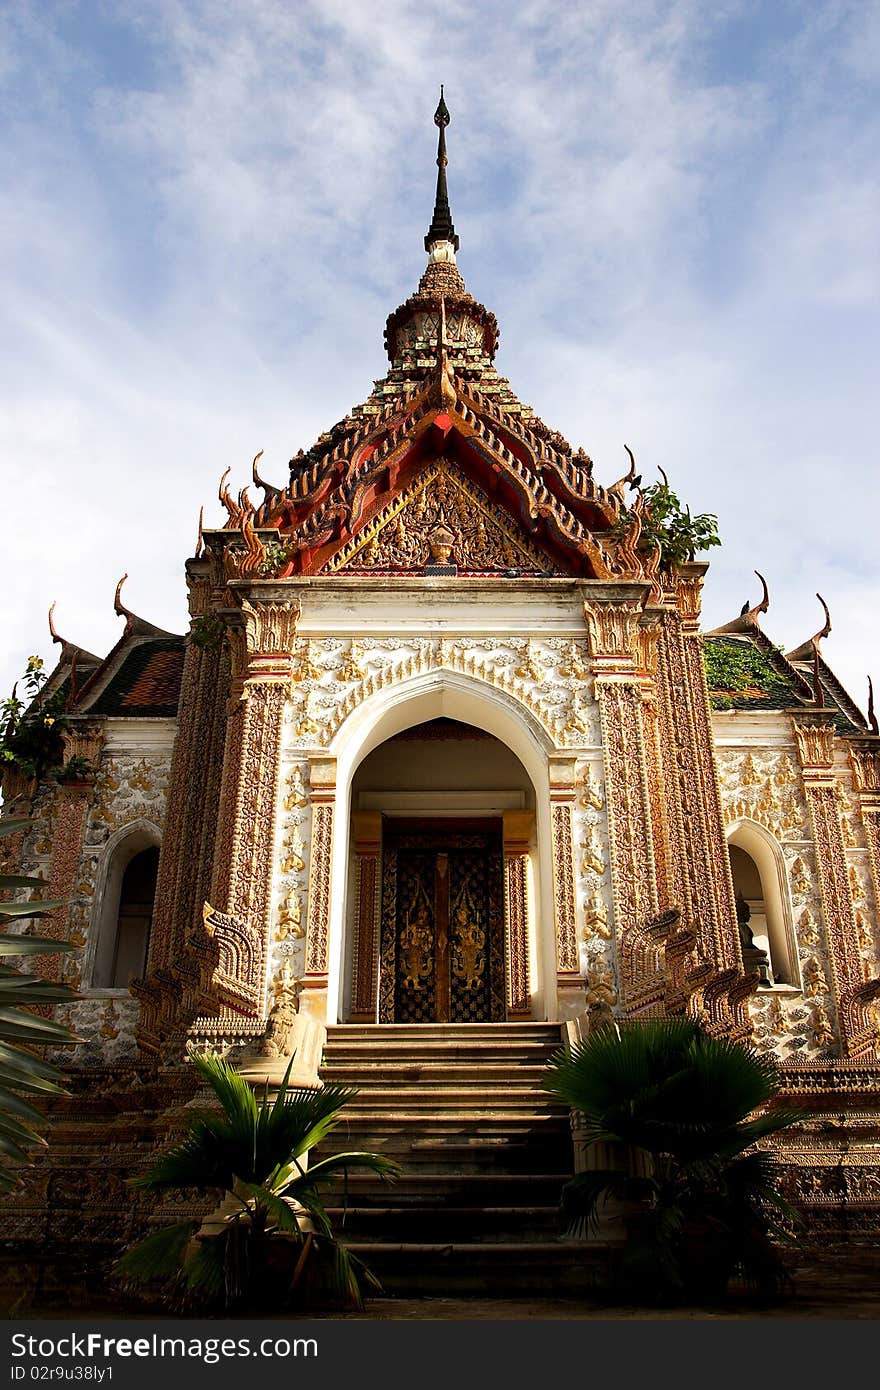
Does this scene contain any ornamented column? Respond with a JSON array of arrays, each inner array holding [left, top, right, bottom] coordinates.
[[794, 716, 867, 1057], [136, 568, 230, 1050], [39, 722, 104, 983], [503, 810, 533, 1018], [301, 756, 337, 1022], [636, 620, 673, 912], [656, 566, 738, 967], [549, 756, 582, 1014], [349, 811, 382, 1022], [202, 598, 299, 1018], [585, 598, 659, 1007], [849, 740, 880, 930]]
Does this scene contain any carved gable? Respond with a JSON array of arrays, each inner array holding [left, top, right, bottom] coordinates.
[[325, 460, 561, 575]]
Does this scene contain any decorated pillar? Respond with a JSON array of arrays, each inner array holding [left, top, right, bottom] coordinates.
[[301, 755, 337, 1023], [198, 598, 298, 1018], [37, 721, 104, 982], [136, 569, 230, 1051], [502, 810, 533, 1018], [635, 619, 674, 913], [549, 755, 582, 1014], [794, 716, 872, 1057], [655, 566, 738, 967], [585, 597, 659, 1007], [349, 810, 382, 1022], [849, 740, 880, 933]]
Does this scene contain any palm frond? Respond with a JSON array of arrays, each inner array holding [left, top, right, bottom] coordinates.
[[116, 1222, 198, 1286], [282, 1150, 401, 1190], [559, 1166, 655, 1237]]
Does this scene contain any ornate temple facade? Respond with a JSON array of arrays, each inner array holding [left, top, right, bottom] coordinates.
[[3, 95, 880, 1269]]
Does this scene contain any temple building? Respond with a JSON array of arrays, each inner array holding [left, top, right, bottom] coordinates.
[[2, 94, 880, 1295]]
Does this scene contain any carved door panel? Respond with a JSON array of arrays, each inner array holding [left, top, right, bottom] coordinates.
[[379, 822, 505, 1024]]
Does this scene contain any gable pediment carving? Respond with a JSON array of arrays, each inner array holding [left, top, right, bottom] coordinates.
[[324, 460, 561, 575]]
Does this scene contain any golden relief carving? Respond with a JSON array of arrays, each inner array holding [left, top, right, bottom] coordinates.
[[596, 679, 658, 962], [514, 642, 546, 683], [503, 851, 530, 1015], [276, 888, 303, 941], [580, 767, 604, 811], [672, 574, 704, 625], [283, 766, 308, 811], [583, 892, 611, 940], [793, 721, 835, 770], [636, 624, 661, 675], [812, 1004, 835, 1047], [580, 827, 606, 877], [326, 460, 557, 574], [849, 747, 880, 794], [261, 960, 302, 1059], [558, 641, 590, 682], [551, 803, 580, 974], [339, 640, 366, 682], [308, 636, 592, 749], [564, 693, 592, 738], [803, 955, 829, 997], [740, 753, 761, 787], [202, 899, 264, 1014], [291, 641, 323, 683], [399, 902, 433, 990], [584, 958, 618, 1011], [799, 908, 819, 946], [856, 909, 873, 952], [790, 857, 811, 895], [280, 824, 306, 875], [583, 601, 641, 660], [241, 598, 300, 657], [304, 803, 334, 975], [451, 890, 487, 992]]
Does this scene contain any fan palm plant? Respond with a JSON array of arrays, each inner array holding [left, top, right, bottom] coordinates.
[[117, 1049, 400, 1312], [543, 1017, 802, 1300], [0, 817, 79, 1193]]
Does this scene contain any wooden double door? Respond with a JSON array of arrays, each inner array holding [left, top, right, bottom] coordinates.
[[378, 819, 506, 1024]]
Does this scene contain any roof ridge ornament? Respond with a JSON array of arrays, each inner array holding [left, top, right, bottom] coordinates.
[[705, 570, 771, 636], [425, 86, 459, 255], [786, 593, 832, 663]]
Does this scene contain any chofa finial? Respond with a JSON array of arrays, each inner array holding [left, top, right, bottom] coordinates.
[[868, 676, 878, 736], [785, 592, 833, 665]]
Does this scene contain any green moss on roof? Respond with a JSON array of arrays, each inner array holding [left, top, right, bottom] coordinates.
[[703, 636, 802, 712]]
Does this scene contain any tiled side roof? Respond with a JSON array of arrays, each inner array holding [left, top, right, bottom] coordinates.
[[86, 637, 185, 717], [703, 634, 808, 713], [705, 633, 866, 734]]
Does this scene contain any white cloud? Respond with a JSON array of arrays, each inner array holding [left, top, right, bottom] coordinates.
[[0, 0, 877, 719]]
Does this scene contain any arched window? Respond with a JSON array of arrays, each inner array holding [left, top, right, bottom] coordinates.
[[727, 822, 799, 988], [90, 826, 160, 989]]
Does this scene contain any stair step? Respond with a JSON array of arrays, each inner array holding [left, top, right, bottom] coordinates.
[[315, 1020, 575, 1295], [340, 1242, 608, 1296]]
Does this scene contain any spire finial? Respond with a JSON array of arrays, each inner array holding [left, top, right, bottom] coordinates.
[[425, 86, 459, 254]]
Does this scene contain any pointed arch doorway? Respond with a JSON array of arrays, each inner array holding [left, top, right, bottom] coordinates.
[[345, 718, 535, 1024]]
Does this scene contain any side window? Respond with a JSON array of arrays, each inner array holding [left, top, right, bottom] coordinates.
[[91, 834, 159, 989], [727, 826, 798, 988], [110, 846, 159, 987]]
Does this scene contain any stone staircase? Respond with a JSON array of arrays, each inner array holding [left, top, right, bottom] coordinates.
[[312, 1022, 608, 1296]]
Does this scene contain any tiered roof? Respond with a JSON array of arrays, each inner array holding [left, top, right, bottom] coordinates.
[[206, 96, 659, 588]]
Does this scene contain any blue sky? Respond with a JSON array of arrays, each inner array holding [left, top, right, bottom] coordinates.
[[2, 0, 878, 711]]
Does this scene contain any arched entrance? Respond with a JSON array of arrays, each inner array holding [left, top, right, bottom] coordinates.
[[322, 672, 555, 1024], [344, 719, 535, 1023]]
